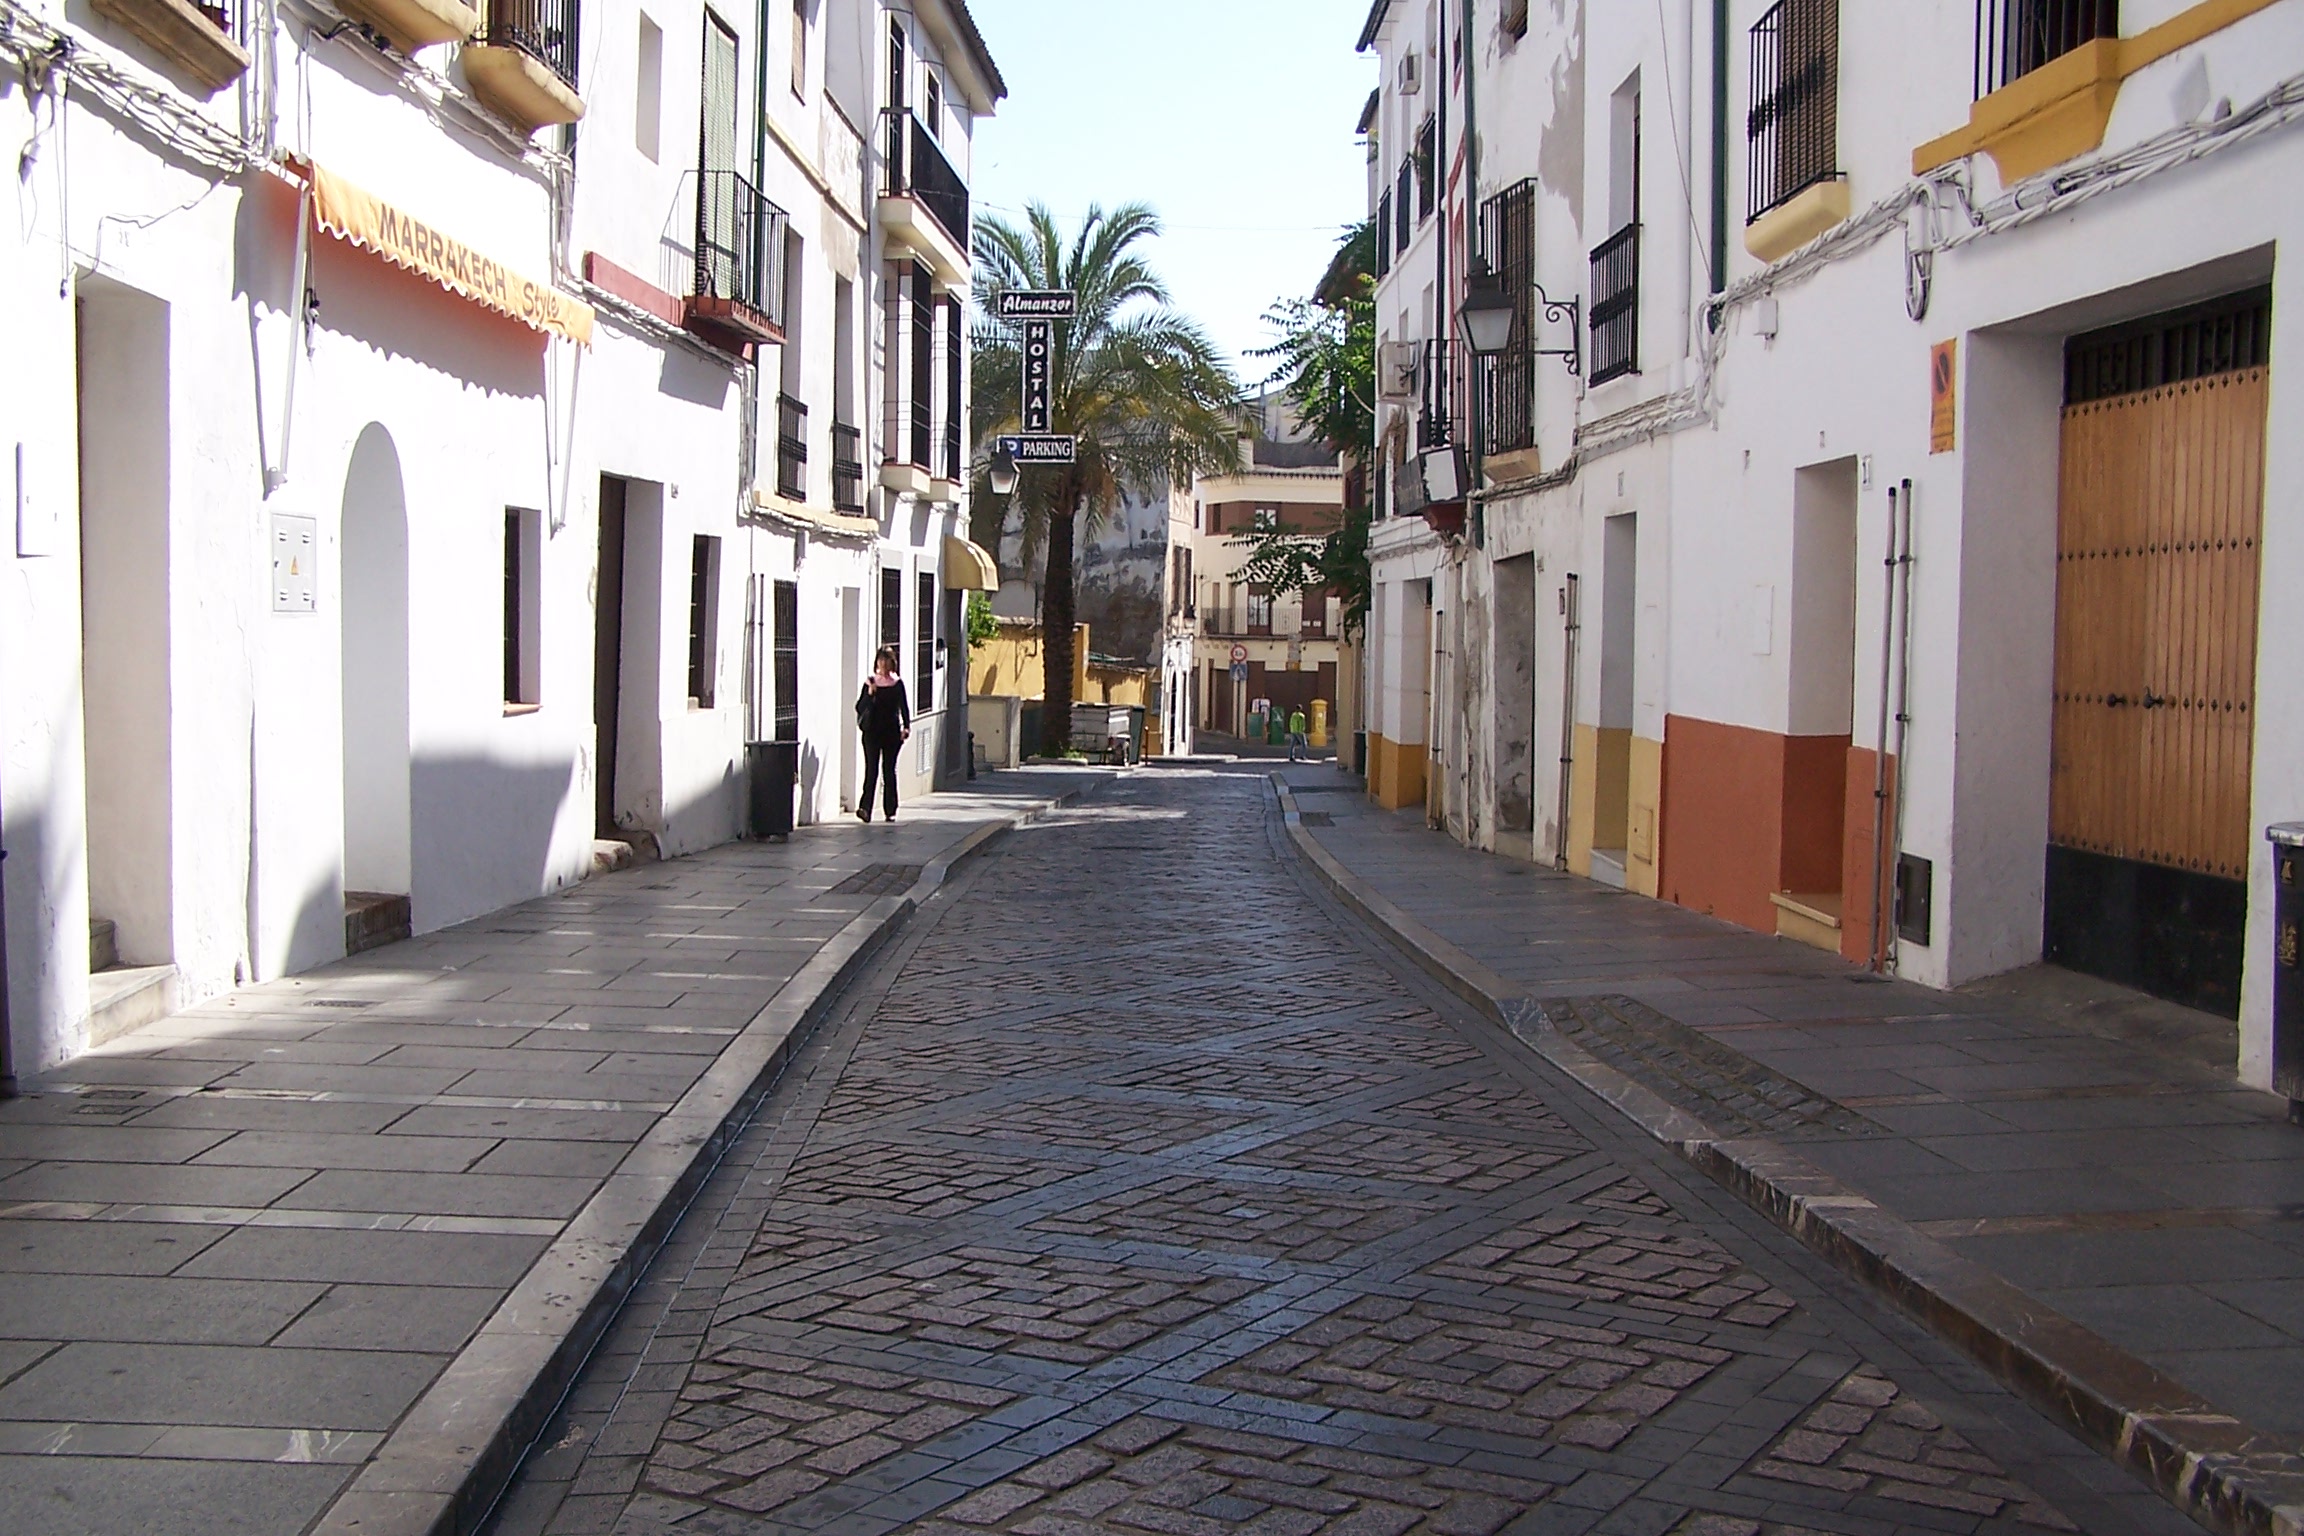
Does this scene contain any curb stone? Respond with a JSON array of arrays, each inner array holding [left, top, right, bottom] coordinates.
[[310, 775, 1110, 1536], [1270, 774, 2304, 1536]]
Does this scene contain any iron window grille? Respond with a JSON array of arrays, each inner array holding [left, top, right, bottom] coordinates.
[[1417, 337, 1459, 451], [1477, 179, 1538, 456], [914, 571, 937, 714], [1747, 0, 1840, 223], [908, 262, 934, 469], [693, 171, 789, 329], [881, 108, 970, 251], [776, 393, 808, 501], [1395, 160, 1413, 251], [1588, 222, 1640, 385], [1376, 189, 1393, 276], [2064, 287, 2271, 404], [879, 567, 902, 653], [1415, 117, 1437, 221], [943, 298, 963, 482], [686, 535, 718, 708], [485, 0, 580, 90], [772, 579, 800, 741], [831, 422, 865, 512], [1976, 0, 2117, 99]]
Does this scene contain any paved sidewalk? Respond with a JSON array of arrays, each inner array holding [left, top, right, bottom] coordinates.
[[0, 766, 1109, 1536], [1274, 764, 2304, 1532]]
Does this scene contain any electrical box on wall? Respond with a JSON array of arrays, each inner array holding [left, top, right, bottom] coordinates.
[[15, 443, 61, 557], [272, 513, 318, 613], [1896, 852, 1934, 946]]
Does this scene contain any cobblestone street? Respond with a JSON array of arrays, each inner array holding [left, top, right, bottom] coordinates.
[[492, 771, 2193, 1536]]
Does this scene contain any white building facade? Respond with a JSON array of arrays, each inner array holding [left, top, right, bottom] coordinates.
[[1358, 0, 2304, 1094], [0, 0, 1001, 1075]]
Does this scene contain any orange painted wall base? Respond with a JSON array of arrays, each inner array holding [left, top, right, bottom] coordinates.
[[1658, 715, 1851, 936]]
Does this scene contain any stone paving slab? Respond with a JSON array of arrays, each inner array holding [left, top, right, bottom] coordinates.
[[487, 768, 2193, 1536], [1275, 767, 2304, 1534], [0, 768, 1109, 1536]]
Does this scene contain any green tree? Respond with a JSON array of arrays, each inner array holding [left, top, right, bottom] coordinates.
[[1234, 220, 1376, 637], [972, 203, 1240, 757]]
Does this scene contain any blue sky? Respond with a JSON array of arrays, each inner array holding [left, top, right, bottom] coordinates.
[[966, 0, 1377, 383]]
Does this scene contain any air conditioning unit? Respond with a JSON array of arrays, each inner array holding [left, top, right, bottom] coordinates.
[[1377, 341, 1420, 401], [1396, 52, 1420, 95]]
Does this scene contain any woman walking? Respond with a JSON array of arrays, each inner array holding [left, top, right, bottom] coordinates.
[[855, 646, 912, 822]]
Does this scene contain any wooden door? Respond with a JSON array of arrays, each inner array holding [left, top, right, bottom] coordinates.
[[2047, 336, 2268, 1013]]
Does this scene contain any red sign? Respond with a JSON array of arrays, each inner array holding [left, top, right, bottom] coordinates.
[[1230, 644, 1248, 664]]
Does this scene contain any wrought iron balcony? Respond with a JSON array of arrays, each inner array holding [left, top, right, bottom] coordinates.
[[882, 108, 970, 255], [1588, 222, 1640, 385], [1976, 0, 2117, 99], [483, 0, 578, 90], [686, 170, 788, 351], [831, 422, 864, 513], [1416, 338, 1458, 452], [1748, 0, 1840, 222], [776, 394, 808, 502]]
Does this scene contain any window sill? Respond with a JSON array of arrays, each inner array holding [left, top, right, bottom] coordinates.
[[89, 0, 250, 95], [1745, 179, 1850, 264], [334, 0, 477, 53], [503, 702, 541, 717]]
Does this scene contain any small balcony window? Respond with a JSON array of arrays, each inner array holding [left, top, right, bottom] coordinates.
[[1415, 118, 1437, 221], [1588, 223, 1640, 385], [776, 394, 809, 502], [1246, 588, 1274, 636], [830, 422, 865, 512], [1417, 338, 1458, 452], [687, 171, 790, 350], [1976, 0, 2118, 99], [1477, 180, 1538, 456], [1747, 0, 1839, 223]]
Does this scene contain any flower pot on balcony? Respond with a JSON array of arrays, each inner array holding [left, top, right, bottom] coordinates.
[[337, 0, 480, 52], [90, 0, 251, 95], [465, 44, 585, 133]]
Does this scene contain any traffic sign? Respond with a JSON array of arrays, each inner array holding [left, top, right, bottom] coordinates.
[[1230, 662, 1249, 684], [996, 289, 1077, 319], [998, 434, 1077, 463], [1229, 643, 1248, 664]]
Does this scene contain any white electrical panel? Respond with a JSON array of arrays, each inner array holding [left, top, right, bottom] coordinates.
[[15, 442, 60, 558], [272, 513, 318, 613]]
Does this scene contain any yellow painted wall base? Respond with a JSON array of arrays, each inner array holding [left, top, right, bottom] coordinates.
[[1628, 734, 1663, 898], [1368, 733, 1428, 811]]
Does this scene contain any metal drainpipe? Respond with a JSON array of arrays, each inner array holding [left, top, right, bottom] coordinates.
[[1461, 0, 1482, 527], [1711, 0, 1729, 299]]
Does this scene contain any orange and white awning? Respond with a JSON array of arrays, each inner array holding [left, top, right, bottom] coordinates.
[[286, 157, 594, 346]]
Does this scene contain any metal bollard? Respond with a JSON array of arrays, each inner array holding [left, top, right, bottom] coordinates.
[[2268, 823, 2304, 1124]]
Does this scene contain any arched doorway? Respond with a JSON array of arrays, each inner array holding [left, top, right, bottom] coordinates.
[[339, 424, 412, 947]]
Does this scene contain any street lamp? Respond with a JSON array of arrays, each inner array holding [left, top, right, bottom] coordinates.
[[987, 443, 1019, 496], [1459, 260, 1584, 377], [1459, 263, 1518, 356]]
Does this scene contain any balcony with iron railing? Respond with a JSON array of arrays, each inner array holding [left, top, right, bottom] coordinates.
[[1977, 0, 2117, 99], [466, 0, 584, 133], [776, 395, 808, 502], [1416, 338, 1459, 452], [880, 109, 970, 285], [89, 0, 252, 92], [1747, 0, 1846, 265], [685, 170, 789, 352], [1588, 223, 1640, 386], [831, 422, 865, 513], [1917, 1, 2128, 181]]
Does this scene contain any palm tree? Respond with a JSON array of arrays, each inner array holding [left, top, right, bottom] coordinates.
[[972, 203, 1240, 758]]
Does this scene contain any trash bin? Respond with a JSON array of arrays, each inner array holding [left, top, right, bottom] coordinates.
[[2269, 823, 2304, 1122], [1267, 712, 1287, 746], [747, 741, 798, 840]]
